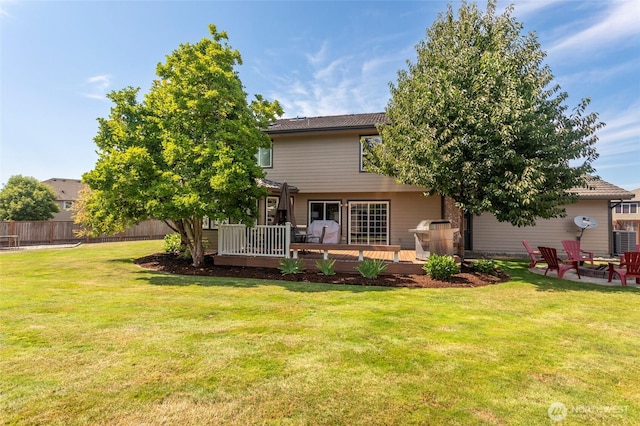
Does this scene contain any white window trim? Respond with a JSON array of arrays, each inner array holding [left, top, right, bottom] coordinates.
[[347, 201, 389, 245], [256, 147, 273, 168], [308, 200, 342, 225], [202, 216, 229, 230], [615, 203, 638, 214]]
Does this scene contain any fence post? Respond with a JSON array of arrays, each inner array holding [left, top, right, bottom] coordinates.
[[285, 222, 291, 258]]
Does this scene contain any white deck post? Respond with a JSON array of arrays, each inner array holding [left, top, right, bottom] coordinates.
[[285, 222, 291, 258]]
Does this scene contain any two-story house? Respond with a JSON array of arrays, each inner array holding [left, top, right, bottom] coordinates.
[[41, 178, 85, 221], [255, 113, 633, 257], [260, 113, 440, 249], [612, 187, 640, 247]]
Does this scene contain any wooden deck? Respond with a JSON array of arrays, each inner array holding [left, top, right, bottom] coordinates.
[[214, 249, 425, 274]]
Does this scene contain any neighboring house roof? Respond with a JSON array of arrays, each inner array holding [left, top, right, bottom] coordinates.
[[625, 187, 640, 201], [266, 112, 386, 134], [571, 176, 634, 200], [42, 178, 85, 201]]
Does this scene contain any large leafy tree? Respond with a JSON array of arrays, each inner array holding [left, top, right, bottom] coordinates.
[[80, 25, 283, 266], [366, 1, 601, 234], [0, 175, 59, 221]]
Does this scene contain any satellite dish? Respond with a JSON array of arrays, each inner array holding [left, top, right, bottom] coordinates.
[[574, 216, 598, 229]]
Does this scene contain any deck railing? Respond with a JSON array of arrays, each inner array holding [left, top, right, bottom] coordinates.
[[218, 223, 291, 257]]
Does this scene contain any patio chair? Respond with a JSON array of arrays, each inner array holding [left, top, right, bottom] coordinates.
[[538, 246, 581, 279], [561, 240, 594, 265], [609, 251, 640, 286], [522, 240, 543, 268], [306, 225, 327, 244], [619, 245, 640, 266]]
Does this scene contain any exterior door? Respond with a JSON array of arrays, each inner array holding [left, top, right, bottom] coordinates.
[[348, 201, 389, 245]]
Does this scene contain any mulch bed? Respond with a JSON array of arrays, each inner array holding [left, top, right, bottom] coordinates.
[[134, 253, 510, 288]]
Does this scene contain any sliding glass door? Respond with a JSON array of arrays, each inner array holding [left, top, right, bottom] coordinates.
[[348, 201, 389, 245]]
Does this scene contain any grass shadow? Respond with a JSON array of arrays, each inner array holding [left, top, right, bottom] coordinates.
[[499, 260, 640, 294], [135, 270, 396, 293], [108, 258, 137, 264]]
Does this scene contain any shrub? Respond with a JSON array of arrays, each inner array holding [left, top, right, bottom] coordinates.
[[163, 233, 184, 255], [355, 258, 388, 279], [316, 258, 336, 276], [423, 254, 458, 281], [471, 258, 498, 276], [278, 258, 305, 275]]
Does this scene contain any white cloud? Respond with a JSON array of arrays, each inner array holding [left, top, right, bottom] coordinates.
[[0, 0, 18, 19], [555, 59, 640, 89], [548, 0, 639, 57], [264, 35, 409, 118], [305, 41, 329, 66], [593, 101, 640, 175], [82, 74, 112, 100]]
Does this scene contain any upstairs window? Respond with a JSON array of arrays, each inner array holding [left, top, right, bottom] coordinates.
[[63, 201, 74, 210], [614, 203, 638, 214], [360, 135, 381, 172], [256, 147, 272, 168]]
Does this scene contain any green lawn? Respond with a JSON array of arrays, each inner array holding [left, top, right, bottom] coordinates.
[[1, 241, 638, 425]]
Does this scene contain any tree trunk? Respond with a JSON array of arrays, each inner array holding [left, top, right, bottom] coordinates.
[[170, 218, 205, 267], [443, 196, 465, 260]]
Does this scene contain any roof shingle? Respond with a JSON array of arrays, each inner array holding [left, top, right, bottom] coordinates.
[[570, 176, 633, 200], [42, 178, 85, 201], [266, 112, 386, 134]]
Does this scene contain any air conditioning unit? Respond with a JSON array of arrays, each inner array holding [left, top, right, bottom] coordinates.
[[613, 230, 637, 255]]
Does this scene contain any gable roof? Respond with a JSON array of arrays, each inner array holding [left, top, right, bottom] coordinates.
[[266, 112, 632, 201], [42, 178, 85, 201], [571, 176, 634, 200], [266, 112, 386, 134]]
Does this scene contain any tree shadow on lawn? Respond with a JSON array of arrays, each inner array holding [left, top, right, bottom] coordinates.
[[136, 270, 396, 294], [108, 258, 140, 264], [502, 260, 640, 294]]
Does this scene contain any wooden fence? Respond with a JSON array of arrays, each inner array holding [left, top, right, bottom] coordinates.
[[0, 220, 173, 246]]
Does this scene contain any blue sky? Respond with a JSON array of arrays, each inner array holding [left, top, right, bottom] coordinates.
[[1, 0, 638, 190]]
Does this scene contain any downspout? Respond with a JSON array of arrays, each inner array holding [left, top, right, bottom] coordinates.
[[608, 201, 614, 256], [609, 200, 625, 256]]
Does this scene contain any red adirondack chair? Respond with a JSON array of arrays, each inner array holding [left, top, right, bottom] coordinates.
[[620, 245, 640, 266], [522, 240, 543, 268], [538, 246, 581, 279], [561, 240, 594, 265], [609, 251, 640, 286]]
